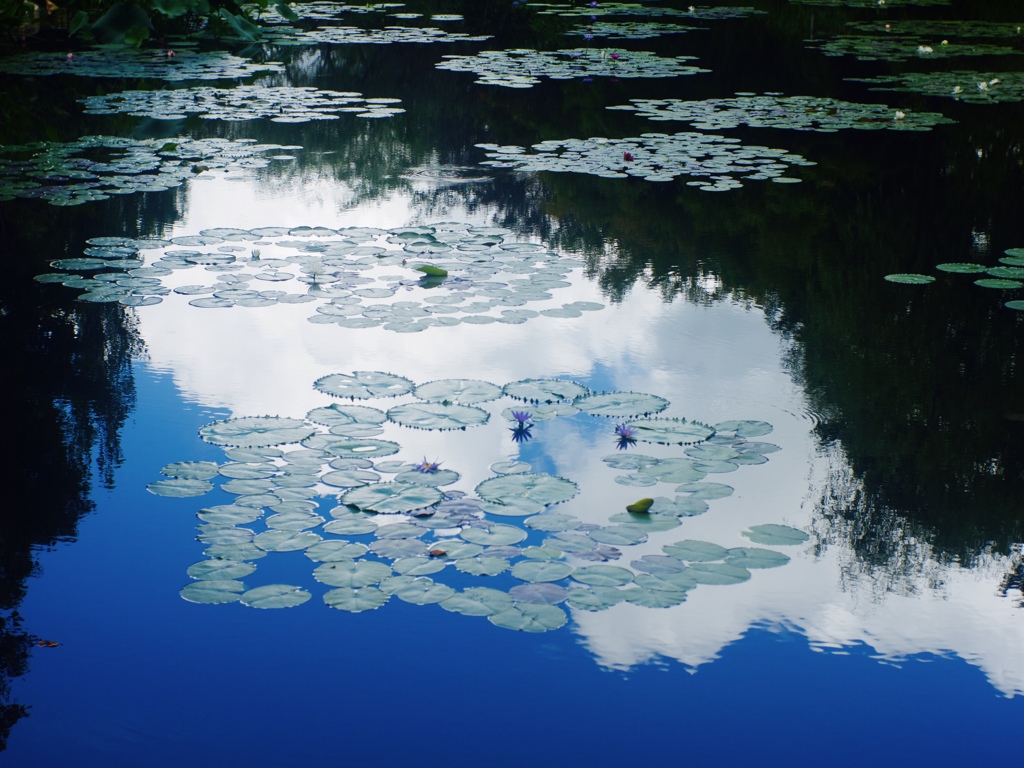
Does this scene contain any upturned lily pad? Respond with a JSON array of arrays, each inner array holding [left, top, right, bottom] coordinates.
[[511, 560, 574, 583], [199, 416, 316, 448], [488, 603, 567, 632], [314, 371, 413, 399], [239, 584, 311, 608], [386, 402, 490, 430], [573, 391, 670, 418], [180, 580, 245, 604], [413, 378, 503, 404], [476, 473, 579, 507], [436, 47, 708, 88], [341, 482, 442, 514], [503, 378, 590, 403], [323, 586, 390, 612], [742, 524, 810, 545], [625, 417, 715, 445], [612, 94, 954, 132]]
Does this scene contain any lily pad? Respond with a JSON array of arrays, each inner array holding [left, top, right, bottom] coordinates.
[[392, 578, 456, 605], [662, 540, 729, 561], [147, 478, 214, 497], [625, 418, 715, 446], [314, 371, 413, 399], [884, 273, 935, 285], [503, 378, 590, 403], [725, 547, 791, 569], [488, 603, 567, 632], [323, 586, 390, 612], [440, 587, 515, 616], [413, 378, 503, 404], [460, 524, 528, 546], [742, 524, 810, 545], [304, 540, 369, 561], [570, 565, 634, 587], [341, 482, 443, 514], [573, 391, 670, 418], [455, 556, 511, 576], [386, 402, 490, 430], [161, 461, 220, 480], [476, 473, 579, 507], [239, 584, 311, 609], [180, 580, 245, 604], [313, 560, 392, 588], [199, 416, 316, 448], [511, 560, 574, 583]]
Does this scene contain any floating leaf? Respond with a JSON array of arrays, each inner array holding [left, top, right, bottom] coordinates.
[[440, 587, 514, 616], [314, 371, 413, 399], [476, 473, 579, 507], [460, 524, 528, 546], [414, 378, 503, 404], [393, 577, 456, 605], [622, 588, 687, 608], [304, 540, 369, 562], [147, 478, 213, 497], [573, 391, 670, 418], [687, 562, 751, 585], [180, 580, 244, 604], [303, 435, 400, 458], [253, 530, 322, 552], [323, 586, 390, 612], [511, 560, 574, 583], [162, 461, 220, 480], [341, 482, 442, 514], [488, 603, 567, 632], [725, 547, 790, 569], [626, 418, 715, 446], [386, 402, 490, 430], [570, 565, 634, 587], [503, 378, 590, 403], [455, 556, 510, 576], [662, 540, 729, 561], [742, 524, 810, 545], [313, 560, 392, 588], [199, 416, 316, 448], [509, 583, 569, 605], [566, 585, 626, 611], [239, 584, 311, 609]]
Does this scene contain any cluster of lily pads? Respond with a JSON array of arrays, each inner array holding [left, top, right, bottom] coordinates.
[[276, 25, 490, 46], [435, 48, 708, 88], [476, 133, 815, 189], [845, 20, 1024, 38], [608, 94, 954, 132], [0, 48, 282, 80], [155, 371, 806, 628], [885, 247, 1024, 311], [791, 0, 950, 6], [79, 85, 404, 122], [249, 2, 406, 23], [850, 72, 1024, 104], [33, 223, 608, 329], [529, 3, 765, 20], [566, 21, 700, 40], [807, 35, 1021, 62], [0, 136, 299, 205]]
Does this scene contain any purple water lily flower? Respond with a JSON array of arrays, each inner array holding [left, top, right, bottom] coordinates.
[[614, 424, 638, 450], [415, 457, 443, 474], [511, 410, 533, 424]]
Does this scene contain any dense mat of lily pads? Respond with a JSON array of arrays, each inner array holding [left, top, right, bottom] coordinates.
[[790, 0, 950, 6], [249, 1, 407, 23], [154, 372, 805, 627], [0, 136, 298, 205], [79, 85, 404, 122], [33, 223, 608, 328], [0, 48, 282, 80], [885, 247, 1024, 311], [845, 20, 1024, 38], [435, 48, 708, 88], [476, 134, 815, 189], [608, 94, 954, 132], [529, 3, 766, 20], [807, 35, 1021, 62], [850, 72, 1024, 104], [268, 25, 490, 46], [566, 21, 700, 40]]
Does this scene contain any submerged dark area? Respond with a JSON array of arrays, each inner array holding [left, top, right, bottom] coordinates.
[[1, 0, 1022, 762]]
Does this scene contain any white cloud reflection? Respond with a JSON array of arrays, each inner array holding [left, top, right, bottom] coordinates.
[[135, 195, 1023, 697]]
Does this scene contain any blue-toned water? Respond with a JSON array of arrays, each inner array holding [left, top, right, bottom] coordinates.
[[2, 0, 1023, 764]]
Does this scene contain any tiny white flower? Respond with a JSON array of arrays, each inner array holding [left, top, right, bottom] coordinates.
[[894, 110, 905, 120], [917, 45, 933, 54]]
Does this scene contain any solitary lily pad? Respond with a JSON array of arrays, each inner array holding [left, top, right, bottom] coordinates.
[[323, 586, 390, 612], [239, 584, 311, 608], [488, 603, 567, 632], [199, 416, 316, 448], [884, 273, 935, 285], [742, 524, 810, 545], [341, 482, 442, 514]]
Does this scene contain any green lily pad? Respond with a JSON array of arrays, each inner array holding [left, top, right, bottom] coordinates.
[[341, 482, 442, 514], [975, 279, 1023, 289], [742, 524, 810, 545], [884, 273, 935, 285], [393, 557, 447, 576], [386, 402, 490, 430], [570, 565, 634, 587], [239, 584, 311, 609], [573, 391, 670, 418], [147, 478, 214, 497], [180, 580, 245, 604], [688, 562, 751, 585], [440, 587, 515, 616], [393, 577, 456, 605], [413, 378, 503, 404], [622, 588, 687, 608], [304, 540, 369, 561], [313, 560, 392, 588], [936, 263, 988, 273], [253, 530, 322, 552], [323, 586, 390, 612], [511, 560, 574, 583], [199, 416, 316, 448], [725, 547, 791, 569], [475, 473, 579, 507], [503, 378, 590, 403], [662, 540, 729, 561], [306, 403, 387, 427], [161, 461, 220, 480], [314, 371, 413, 399], [455, 556, 511, 576], [303, 435, 400, 458], [488, 603, 567, 632], [460, 524, 528, 546], [625, 417, 715, 446]]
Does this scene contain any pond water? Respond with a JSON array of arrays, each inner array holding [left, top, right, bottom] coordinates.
[[1, 0, 1023, 764]]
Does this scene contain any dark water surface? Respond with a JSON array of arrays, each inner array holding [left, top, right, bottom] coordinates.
[[2, 0, 1023, 764]]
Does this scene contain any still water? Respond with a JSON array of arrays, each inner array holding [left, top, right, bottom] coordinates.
[[1, 0, 1023, 764]]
